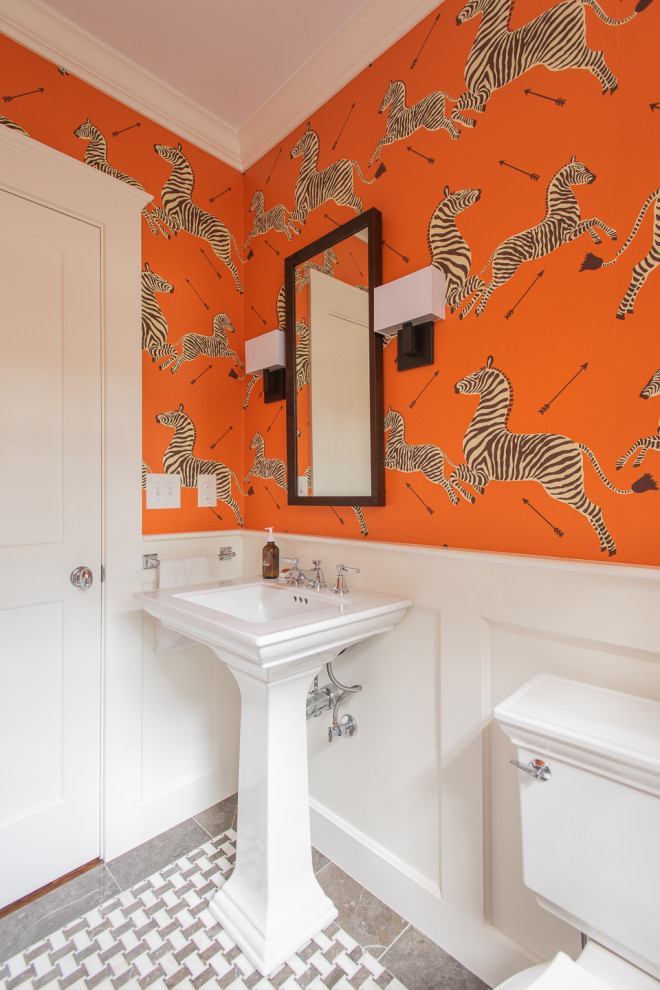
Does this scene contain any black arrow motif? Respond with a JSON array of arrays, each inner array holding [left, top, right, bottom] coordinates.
[[411, 12, 441, 69], [499, 159, 540, 181], [200, 249, 222, 280], [2, 87, 44, 103], [505, 270, 544, 319], [265, 240, 280, 256], [539, 362, 588, 414], [191, 364, 212, 385], [524, 88, 566, 107], [407, 145, 436, 165], [265, 485, 281, 510], [332, 103, 355, 150], [266, 146, 282, 184], [650, 102, 660, 111], [383, 240, 410, 263], [323, 213, 341, 228], [112, 122, 141, 137], [266, 406, 283, 432], [208, 508, 224, 522], [522, 498, 564, 538], [330, 507, 346, 526], [209, 186, 231, 203], [350, 251, 364, 278], [251, 305, 267, 326], [210, 426, 232, 449], [406, 482, 434, 514], [186, 278, 210, 309], [409, 370, 440, 409]]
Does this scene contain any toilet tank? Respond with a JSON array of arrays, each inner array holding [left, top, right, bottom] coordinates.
[[494, 675, 660, 981]]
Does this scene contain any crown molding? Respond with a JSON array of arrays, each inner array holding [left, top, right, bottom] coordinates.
[[0, 0, 444, 173]]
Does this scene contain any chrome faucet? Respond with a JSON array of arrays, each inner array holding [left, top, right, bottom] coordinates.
[[331, 564, 359, 595], [279, 557, 326, 589], [307, 560, 326, 590], [279, 557, 306, 585]]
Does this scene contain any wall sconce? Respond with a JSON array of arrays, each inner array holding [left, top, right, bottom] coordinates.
[[373, 266, 445, 371], [245, 329, 286, 403]]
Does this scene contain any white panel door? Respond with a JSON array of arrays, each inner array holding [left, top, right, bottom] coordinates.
[[0, 188, 102, 909]]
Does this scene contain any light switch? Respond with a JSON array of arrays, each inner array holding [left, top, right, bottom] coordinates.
[[146, 473, 181, 509], [297, 476, 308, 497], [198, 474, 217, 507]]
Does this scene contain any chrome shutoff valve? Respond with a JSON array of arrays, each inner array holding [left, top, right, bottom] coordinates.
[[328, 713, 358, 742]]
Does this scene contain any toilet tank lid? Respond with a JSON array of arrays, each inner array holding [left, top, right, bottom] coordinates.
[[494, 675, 660, 777]]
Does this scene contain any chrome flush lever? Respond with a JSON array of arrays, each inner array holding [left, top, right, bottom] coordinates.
[[510, 758, 552, 781]]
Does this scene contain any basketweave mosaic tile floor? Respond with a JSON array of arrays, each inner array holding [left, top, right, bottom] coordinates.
[[0, 798, 488, 990]]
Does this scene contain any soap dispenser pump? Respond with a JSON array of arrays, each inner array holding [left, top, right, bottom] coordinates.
[[262, 527, 279, 579]]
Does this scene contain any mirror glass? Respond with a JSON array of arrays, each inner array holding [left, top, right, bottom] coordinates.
[[285, 208, 384, 505]]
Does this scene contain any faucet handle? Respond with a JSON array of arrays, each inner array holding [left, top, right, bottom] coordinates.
[[308, 560, 326, 590], [332, 564, 359, 595], [280, 557, 305, 585]]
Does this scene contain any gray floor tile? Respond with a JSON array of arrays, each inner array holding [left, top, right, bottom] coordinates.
[[105, 817, 209, 890], [316, 861, 407, 957], [0, 864, 119, 964], [312, 846, 331, 874], [381, 925, 490, 990], [194, 793, 238, 837]]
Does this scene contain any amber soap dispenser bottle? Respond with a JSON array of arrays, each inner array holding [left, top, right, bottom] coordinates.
[[262, 527, 279, 579]]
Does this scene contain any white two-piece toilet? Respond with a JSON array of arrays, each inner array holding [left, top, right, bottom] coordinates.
[[492, 674, 660, 990]]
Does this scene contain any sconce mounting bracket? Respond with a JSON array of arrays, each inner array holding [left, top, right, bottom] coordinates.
[[397, 321, 434, 372], [263, 368, 285, 403]]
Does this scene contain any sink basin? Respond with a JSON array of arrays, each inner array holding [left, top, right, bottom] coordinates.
[[135, 576, 412, 670], [134, 574, 411, 975]]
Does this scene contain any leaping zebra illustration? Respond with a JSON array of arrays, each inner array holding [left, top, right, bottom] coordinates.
[[450, 356, 657, 556], [384, 407, 474, 506], [580, 189, 660, 320], [1, 114, 28, 136], [295, 318, 310, 391], [451, 0, 653, 128], [244, 432, 287, 490], [74, 118, 168, 238], [153, 143, 248, 293], [155, 404, 248, 526], [427, 185, 485, 315], [141, 263, 176, 366], [461, 156, 617, 318], [290, 124, 374, 226], [616, 367, 660, 470], [295, 248, 337, 291], [161, 312, 243, 374], [369, 79, 461, 167], [244, 190, 298, 249]]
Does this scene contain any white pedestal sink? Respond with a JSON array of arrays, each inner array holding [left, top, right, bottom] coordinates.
[[135, 577, 411, 975]]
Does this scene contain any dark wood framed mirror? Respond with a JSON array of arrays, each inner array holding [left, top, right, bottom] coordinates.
[[285, 207, 384, 506]]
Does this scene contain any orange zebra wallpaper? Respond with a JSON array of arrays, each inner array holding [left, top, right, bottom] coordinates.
[[1, 0, 659, 565]]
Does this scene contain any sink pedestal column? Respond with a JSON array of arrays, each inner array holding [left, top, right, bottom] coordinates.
[[209, 655, 337, 976]]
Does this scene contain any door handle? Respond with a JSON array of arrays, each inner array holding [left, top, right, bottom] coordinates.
[[70, 566, 93, 589]]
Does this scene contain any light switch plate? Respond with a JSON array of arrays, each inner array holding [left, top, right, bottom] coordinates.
[[198, 474, 217, 507], [146, 473, 181, 509], [297, 476, 308, 497]]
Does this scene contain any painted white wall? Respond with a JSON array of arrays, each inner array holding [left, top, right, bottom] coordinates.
[[236, 530, 660, 987]]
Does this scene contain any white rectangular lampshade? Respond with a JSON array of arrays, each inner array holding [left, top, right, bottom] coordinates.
[[245, 329, 286, 373], [373, 265, 445, 335]]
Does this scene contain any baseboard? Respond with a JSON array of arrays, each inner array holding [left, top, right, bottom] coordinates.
[[309, 797, 534, 987]]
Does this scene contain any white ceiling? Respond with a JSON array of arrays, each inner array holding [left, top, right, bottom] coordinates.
[[0, 0, 442, 169]]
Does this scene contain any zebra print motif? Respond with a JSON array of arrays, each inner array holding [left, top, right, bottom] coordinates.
[[244, 190, 298, 249], [452, 0, 650, 127], [581, 189, 660, 320], [616, 367, 660, 469], [1, 114, 28, 136], [451, 356, 657, 556], [384, 407, 474, 506], [369, 79, 461, 167], [74, 118, 168, 238], [462, 156, 616, 317], [141, 263, 176, 365], [153, 143, 247, 293], [427, 185, 485, 316], [155, 404, 247, 526], [290, 124, 374, 225], [295, 248, 337, 291], [295, 318, 310, 391], [161, 312, 243, 374], [244, 432, 287, 490]]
